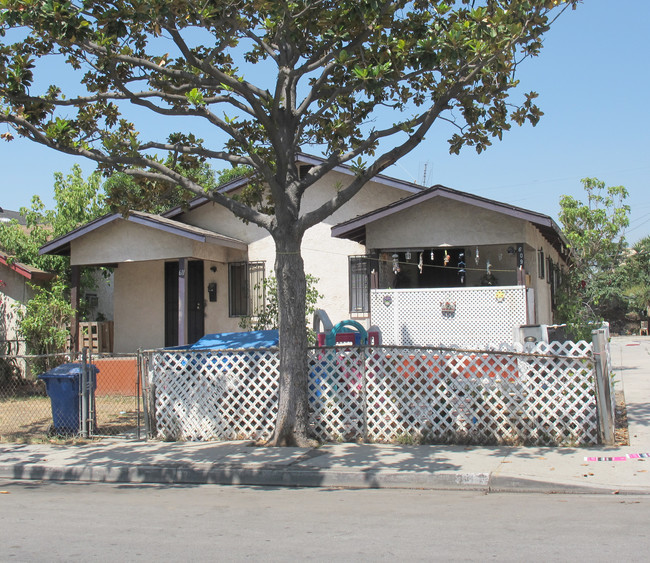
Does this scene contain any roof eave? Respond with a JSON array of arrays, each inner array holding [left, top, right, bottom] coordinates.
[[163, 153, 424, 219], [39, 211, 248, 257], [39, 213, 121, 256], [0, 253, 54, 281], [332, 185, 571, 258]]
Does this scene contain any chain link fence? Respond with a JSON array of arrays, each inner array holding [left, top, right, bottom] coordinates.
[[0, 344, 143, 442]]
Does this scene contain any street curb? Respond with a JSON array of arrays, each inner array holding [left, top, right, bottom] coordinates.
[[3, 462, 650, 494], [487, 474, 650, 495], [0, 462, 490, 490]]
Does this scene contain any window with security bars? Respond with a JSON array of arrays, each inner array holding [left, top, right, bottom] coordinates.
[[229, 261, 265, 317], [349, 255, 377, 315]]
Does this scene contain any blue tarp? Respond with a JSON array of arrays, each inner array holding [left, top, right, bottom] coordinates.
[[167, 330, 279, 351]]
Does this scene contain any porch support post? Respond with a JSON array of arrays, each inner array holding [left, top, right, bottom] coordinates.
[[70, 265, 81, 353], [178, 257, 187, 346], [516, 243, 525, 285]]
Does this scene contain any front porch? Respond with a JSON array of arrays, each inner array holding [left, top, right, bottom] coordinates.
[[40, 210, 254, 353]]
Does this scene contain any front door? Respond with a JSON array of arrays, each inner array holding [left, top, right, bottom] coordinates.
[[164, 260, 205, 347], [187, 260, 205, 345]]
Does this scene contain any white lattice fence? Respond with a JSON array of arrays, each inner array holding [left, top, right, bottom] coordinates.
[[146, 340, 601, 446], [308, 348, 366, 441], [360, 341, 597, 445], [150, 349, 279, 441], [371, 286, 528, 348]]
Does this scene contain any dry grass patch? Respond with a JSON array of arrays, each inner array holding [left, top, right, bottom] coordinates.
[[0, 393, 141, 442]]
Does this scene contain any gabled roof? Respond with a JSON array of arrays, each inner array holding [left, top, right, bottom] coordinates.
[[294, 152, 425, 194], [162, 152, 424, 219], [331, 184, 570, 257], [161, 174, 252, 219], [39, 210, 247, 257], [0, 251, 54, 282], [0, 207, 26, 226]]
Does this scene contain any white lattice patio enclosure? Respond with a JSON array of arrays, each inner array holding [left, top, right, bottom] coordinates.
[[371, 286, 529, 348], [144, 340, 602, 446]]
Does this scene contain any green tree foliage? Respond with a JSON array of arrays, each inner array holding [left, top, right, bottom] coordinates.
[[622, 236, 650, 318], [15, 280, 75, 373], [0, 165, 107, 359], [557, 177, 630, 336], [239, 273, 323, 343], [0, 164, 106, 276], [0, 0, 579, 445], [104, 161, 251, 214]]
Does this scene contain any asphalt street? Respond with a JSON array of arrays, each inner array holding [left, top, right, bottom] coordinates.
[[2, 481, 649, 561]]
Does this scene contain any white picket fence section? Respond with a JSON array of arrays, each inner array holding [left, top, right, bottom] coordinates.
[[144, 340, 603, 446]]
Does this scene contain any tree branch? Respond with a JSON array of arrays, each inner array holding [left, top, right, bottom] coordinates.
[[1, 112, 272, 228], [297, 89, 460, 232]]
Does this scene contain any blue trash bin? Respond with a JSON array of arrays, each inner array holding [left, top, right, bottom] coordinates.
[[38, 363, 99, 434]]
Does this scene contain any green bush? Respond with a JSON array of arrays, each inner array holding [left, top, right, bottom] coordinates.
[[16, 280, 74, 374]]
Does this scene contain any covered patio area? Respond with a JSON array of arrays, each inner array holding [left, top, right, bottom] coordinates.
[[40, 210, 250, 353]]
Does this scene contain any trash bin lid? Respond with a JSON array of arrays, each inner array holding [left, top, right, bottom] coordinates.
[[38, 362, 100, 378]]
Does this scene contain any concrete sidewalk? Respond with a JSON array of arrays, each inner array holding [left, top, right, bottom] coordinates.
[[1, 336, 649, 493]]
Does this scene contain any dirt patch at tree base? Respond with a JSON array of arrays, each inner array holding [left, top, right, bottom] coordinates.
[[615, 390, 629, 446]]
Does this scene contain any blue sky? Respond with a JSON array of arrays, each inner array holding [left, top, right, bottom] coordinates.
[[1, 0, 649, 243]]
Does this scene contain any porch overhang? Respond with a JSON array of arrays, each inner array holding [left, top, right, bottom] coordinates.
[[40, 210, 247, 266], [332, 185, 570, 260]]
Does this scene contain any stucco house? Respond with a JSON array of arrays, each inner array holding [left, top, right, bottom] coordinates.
[[0, 251, 54, 355], [40, 155, 569, 353]]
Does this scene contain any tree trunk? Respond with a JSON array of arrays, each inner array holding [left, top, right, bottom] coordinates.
[[268, 235, 313, 447]]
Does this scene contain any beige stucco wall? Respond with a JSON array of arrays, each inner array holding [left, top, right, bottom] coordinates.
[[0, 266, 34, 344], [181, 172, 408, 331], [366, 197, 526, 248], [70, 219, 241, 266], [523, 222, 566, 325], [182, 170, 404, 243], [112, 256, 248, 352], [113, 257, 254, 352], [202, 259, 243, 335], [179, 200, 268, 245], [113, 261, 165, 352]]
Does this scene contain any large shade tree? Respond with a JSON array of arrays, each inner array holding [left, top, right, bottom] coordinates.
[[0, 0, 578, 445]]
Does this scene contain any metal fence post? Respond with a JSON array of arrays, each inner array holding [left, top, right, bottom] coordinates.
[[136, 349, 142, 440], [140, 351, 154, 439], [592, 329, 615, 445], [81, 347, 89, 438], [361, 345, 368, 443]]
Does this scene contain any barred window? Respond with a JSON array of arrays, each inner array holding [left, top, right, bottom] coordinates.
[[349, 255, 376, 315], [228, 261, 265, 317]]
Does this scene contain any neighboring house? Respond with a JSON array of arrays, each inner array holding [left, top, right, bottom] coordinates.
[[0, 206, 27, 226], [0, 251, 54, 354], [1, 206, 113, 350], [40, 155, 569, 353]]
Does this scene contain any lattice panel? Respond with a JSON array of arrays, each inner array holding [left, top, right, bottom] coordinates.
[[371, 286, 528, 348], [362, 343, 598, 445], [146, 340, 602, 446], [150, 349, 279, 441], [308, 348, 366, 441]]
